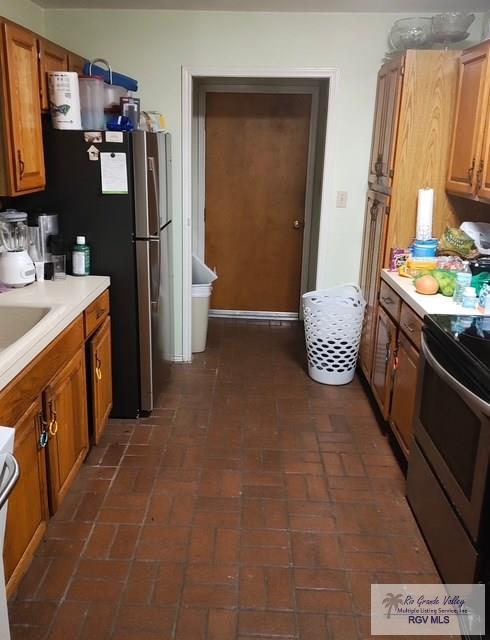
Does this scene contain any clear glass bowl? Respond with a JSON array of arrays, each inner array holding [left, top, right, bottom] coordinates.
[[431, 12, 475, 44], [389, 17, 433, 51]]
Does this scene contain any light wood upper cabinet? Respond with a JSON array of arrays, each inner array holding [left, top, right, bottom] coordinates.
[[44, 348, 89, 514], [368, 55, 404, 193], [90, 316, 113, 444], [358, 191, 390, 380], [0, 21, 45, 195], [447, 40, 490, 202], [3, 398, 49, 594], [38, 37, 69, 112], [68, 51, 88, 76]]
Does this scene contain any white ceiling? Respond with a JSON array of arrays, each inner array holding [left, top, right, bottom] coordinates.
[[28, 0, 490, 11]]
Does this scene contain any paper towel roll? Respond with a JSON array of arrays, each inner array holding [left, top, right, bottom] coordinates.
[[48, 72, 82, 130], [416, 188, 434, 241]]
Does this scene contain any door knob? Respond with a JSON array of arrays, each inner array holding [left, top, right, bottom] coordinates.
[[293, 220, 304, 230]]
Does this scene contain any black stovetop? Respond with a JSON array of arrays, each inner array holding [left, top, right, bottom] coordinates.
[[425, 315, 490, 403]]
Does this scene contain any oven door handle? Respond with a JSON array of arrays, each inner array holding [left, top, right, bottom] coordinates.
[[422, 334, 490, 418]]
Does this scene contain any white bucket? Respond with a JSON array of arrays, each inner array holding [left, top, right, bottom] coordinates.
[[192, 284, 212, 353], [48, 72, 82, 130]]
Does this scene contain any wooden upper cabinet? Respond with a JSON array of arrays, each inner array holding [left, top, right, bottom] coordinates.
[[0, 21, 45, 194], [44, 348, 89, 514], [3, 398, 49, 595], [38, 38, 69, 111], [68, 51, 88, 76], [368, 55, 404, 193], [90, 317, 113, 444], [447, 42, 490, 198]]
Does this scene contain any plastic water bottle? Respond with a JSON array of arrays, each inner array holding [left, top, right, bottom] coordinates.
[[453, 261, 472, 305]]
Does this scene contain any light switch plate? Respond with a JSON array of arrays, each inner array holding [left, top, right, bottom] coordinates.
[[336, 191, 348, 208]]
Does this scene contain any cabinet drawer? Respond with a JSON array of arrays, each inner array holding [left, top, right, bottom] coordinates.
[[84, 290, 110, 338], [399, 303, 423, 350], [379, 281, 401, 322]]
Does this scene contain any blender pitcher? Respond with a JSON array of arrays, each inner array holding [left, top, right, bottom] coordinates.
[[0, 210, 35, 287]]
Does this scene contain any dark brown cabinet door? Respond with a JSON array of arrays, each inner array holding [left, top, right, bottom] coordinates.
[[3, 398, 49, 595], [371, 306, 397, 419], [390, 332, 419, 455], [368, 55, 403, 192], [90, 316, 113, 444], [1, 22, 45, 194], [44, 348, 89, 513], [447, 43, 489, 197], [358, 191, 390, 380], [38, 38, 69, 111]]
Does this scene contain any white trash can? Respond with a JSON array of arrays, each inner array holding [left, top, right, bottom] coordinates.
[[302, 284, 366, 385], [192, 255, 217, 353]]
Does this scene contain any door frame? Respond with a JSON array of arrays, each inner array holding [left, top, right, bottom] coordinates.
[[182, 65, 340, 362], [196, 83, 319, 320]]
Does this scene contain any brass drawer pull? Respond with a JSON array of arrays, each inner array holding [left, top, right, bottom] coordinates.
[[402, 322, 415, 334], [381, 295, 395, 305], [95, 354, 102, 381], [48, 401, 58, 436]]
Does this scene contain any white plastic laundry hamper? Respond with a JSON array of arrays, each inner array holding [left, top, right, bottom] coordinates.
[[302, 284, 366, 385]]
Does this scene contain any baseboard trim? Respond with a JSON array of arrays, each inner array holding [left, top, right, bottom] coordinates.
[[209, 310, 299, 321]]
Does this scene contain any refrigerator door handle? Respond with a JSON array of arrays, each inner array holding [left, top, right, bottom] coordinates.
[[135, 241, 153, 413], [149, 238, 161, 309], [147, 155, 160, 237]]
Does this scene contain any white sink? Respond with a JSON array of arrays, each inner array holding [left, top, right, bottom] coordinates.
[[0, 306, 51, 350]]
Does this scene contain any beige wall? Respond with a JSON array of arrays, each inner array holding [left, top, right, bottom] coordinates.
[[0, 0, 44, 33], [43, 9, 483, 358]]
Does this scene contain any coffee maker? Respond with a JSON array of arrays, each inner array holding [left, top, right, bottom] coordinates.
[[0, 210, 35, 287], [28, 213, 59, 263]]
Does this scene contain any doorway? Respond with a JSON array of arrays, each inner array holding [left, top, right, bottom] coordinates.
[[200, 86, 319, 317], [182, 66, 339, 362]]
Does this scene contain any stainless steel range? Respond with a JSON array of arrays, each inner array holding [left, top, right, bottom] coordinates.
[[407, 314, 490, 584]]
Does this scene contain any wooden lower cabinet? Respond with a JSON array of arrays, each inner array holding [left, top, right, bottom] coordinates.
[[3, 398, 49, 595], [89, 317, 113, 444], [371, 305, 397, 420], [44, 347, 89, 514], [390, 332, 419, 454]]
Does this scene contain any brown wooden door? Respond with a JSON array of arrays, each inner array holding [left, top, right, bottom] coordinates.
[[368, 55, 403, 192], [371, 306, 397, 419], [68, 52, 87, 76], [204, 92, 312, 313], [38, 37, 69, 111], [358, 191, 390, 380], [44, 348, 88, 513], [2, 22, 45, 194], [390, 332, 419, 455], [447, 43, 490, 197], [3, 398, 49, 595], [90, 316, 113, 444]]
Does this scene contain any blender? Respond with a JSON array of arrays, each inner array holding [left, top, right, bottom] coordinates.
[[0, 210, 35, 287]]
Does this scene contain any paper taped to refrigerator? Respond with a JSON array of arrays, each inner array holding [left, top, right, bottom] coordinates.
[[100, 152, 128, 194]]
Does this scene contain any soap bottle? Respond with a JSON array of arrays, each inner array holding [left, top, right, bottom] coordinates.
[[72, 236, 91, 276], [453, 261, 472, 305]]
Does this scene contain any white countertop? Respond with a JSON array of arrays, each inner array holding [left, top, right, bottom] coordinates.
[[381, 270, 489, 319], [0, 275, 110, 392]]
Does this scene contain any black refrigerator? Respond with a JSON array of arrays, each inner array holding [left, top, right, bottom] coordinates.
[[11, 125, 173, 417]]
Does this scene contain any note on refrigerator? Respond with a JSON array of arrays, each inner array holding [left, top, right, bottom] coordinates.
[[100, 152, 128, 194]]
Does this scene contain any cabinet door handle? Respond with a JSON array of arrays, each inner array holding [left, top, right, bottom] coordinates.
[[48, 400, 58, 436], [468, 158, 475, 184], [38, 412, 48, 449], [476, 159, 484, 191], [370, 201, 379, 220], [95, 354, 102, 381], [381, 295, 394, 305], [374, 153, 383, 178], [402, 322, 415, 334], [17, 150, 25, 180]]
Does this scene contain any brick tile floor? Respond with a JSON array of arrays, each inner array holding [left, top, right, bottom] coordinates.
[[9, 319, 444, 639]]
